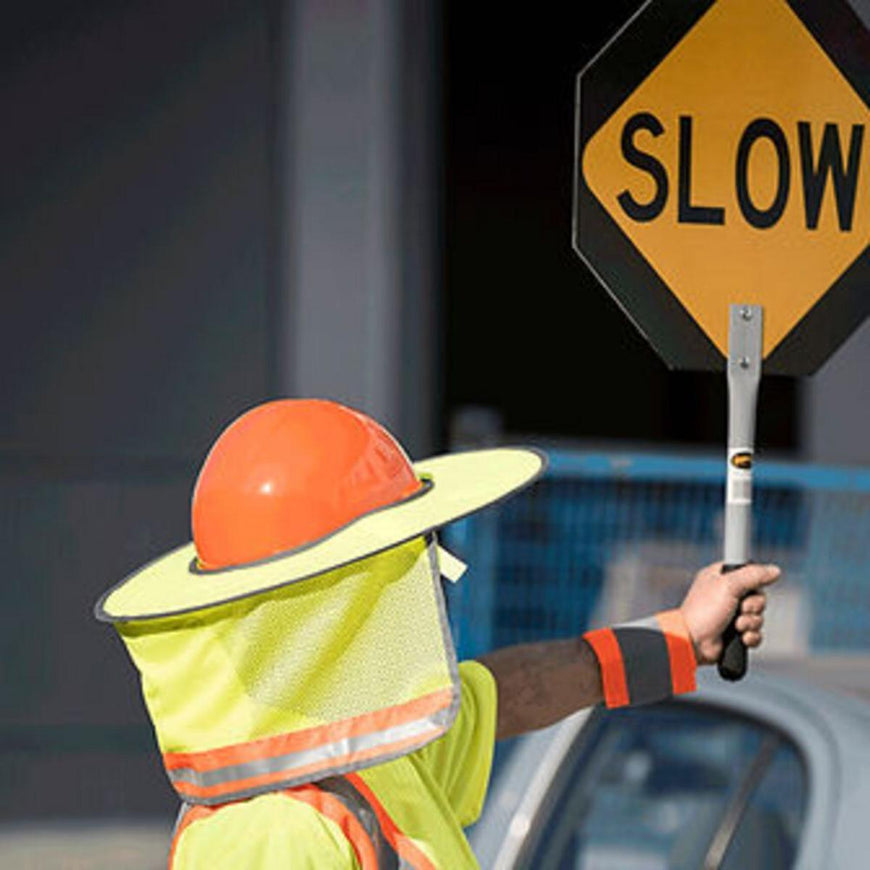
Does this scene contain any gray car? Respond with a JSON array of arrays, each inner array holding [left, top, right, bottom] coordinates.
[[471, 659, 870, 870]]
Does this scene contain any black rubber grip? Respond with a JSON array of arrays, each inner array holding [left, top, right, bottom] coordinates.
[[717, 563, 748, 682]]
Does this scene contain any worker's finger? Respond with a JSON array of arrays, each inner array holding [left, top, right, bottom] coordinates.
[[725, 564, 780, 598], [740, 593, 767, 615], [735, 613, 763, 633], [742, 630, 763, 648]]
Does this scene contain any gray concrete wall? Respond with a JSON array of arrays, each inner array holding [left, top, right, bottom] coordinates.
[[279, 0, 440, 457], [1, 0, 274, 819]]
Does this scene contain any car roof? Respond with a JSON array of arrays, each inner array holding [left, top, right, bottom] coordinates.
[[752, 655, 870, 702], [693, 656, 870, 746]]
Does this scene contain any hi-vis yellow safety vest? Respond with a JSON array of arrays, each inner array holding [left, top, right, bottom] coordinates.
[[167, 660, 497, 869]]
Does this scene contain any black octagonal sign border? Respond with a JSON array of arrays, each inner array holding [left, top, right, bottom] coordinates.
[[573, 0, 870, 374]]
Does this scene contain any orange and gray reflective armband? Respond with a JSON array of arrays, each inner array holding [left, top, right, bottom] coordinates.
[[582, 610, 697, 708]]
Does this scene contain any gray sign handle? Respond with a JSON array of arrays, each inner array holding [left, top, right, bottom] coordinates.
[[718, 304, 763, 681]]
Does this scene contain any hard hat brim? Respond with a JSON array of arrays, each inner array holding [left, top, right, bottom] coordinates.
[[95, 447, 547, 622]]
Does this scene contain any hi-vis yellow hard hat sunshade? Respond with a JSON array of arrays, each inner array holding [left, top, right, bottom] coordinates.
[[120, 536, 461, 805], [95, 401, 545, 622]]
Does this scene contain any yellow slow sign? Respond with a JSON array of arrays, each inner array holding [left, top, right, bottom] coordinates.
[[582, 0, 870, 360]]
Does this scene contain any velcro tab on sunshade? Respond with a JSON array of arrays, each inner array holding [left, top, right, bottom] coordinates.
[[436, 545, 467, 583]]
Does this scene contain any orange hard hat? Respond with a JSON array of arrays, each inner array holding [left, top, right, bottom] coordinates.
[[191, 399, 423, 570]]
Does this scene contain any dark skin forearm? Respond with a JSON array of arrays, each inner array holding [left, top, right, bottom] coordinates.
[[476, 637, 603, 740], [475, 562, 781, 741]]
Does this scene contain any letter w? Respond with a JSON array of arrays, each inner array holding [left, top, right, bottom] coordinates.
[[798, 122, 863, 231]]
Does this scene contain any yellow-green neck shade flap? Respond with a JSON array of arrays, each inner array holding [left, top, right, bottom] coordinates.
[[117, 538, 460, 804]]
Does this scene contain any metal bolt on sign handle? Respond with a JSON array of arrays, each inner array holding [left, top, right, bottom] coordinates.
[[719, 304, 763, 682]]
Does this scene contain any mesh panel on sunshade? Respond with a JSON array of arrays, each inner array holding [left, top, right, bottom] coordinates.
[[220, 537, 452, 720], [119, 536, 458, 754]]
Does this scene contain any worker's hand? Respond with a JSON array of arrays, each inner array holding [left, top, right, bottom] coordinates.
[[679, 562, 781, 665]]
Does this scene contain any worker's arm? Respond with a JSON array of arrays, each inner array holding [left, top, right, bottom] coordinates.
[[476, 561, 780, 740]]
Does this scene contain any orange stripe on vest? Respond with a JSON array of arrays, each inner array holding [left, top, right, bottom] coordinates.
[[347, 773, 438, 870], [285, 784, 381, 870]]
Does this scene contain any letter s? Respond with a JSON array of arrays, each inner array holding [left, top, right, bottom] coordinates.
[[617, 112, 668, 222]]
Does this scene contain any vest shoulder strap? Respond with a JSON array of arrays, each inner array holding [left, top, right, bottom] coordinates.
[[168, 773, 437, 870]]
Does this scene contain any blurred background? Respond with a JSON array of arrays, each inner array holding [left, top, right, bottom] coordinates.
[[2, 0, 869, 867]]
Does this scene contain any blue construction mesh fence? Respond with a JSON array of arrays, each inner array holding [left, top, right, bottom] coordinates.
[[443, 450, 870, 661]]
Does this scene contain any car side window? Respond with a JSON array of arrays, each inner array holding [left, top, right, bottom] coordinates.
[[520, 702, 806, 870]]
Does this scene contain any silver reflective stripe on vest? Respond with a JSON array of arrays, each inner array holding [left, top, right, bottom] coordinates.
[[316, 776, 407, 869], [171, 801, 193, 840], [167, 702, 455, 803]]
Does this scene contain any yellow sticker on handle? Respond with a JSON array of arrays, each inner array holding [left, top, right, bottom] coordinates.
[[730, 451, 753, 470], [727, 449, 753, 505]]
